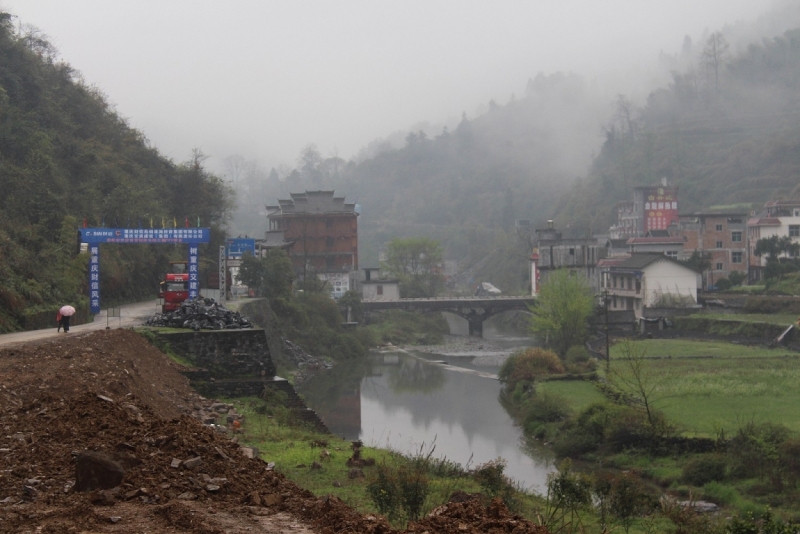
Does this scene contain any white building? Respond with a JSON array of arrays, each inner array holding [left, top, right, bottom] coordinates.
[[602, 254, 699, 319], [748, 199, 800, 282]]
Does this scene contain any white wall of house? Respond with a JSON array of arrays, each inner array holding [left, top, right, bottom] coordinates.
[[362, 282, 400, 301], [641, 260, 697, 307], [751, 215, 800, 266]]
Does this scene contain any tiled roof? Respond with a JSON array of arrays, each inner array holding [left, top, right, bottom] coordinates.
[[610, 253, 696, 272], [627, 236, 684, 244], [271, 190, 357, 215]]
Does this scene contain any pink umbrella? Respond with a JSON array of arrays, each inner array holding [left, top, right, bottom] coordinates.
[[59, 305, 76, 317]]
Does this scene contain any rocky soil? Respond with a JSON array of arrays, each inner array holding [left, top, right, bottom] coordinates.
[[0, 329, 549, 533]]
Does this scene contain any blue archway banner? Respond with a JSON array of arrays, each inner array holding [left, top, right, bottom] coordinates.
[[79, 228, 211, 314], [80, 228, 210, 244]]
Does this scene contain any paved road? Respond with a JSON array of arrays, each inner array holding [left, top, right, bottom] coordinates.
[[0, 300, 162, 348]]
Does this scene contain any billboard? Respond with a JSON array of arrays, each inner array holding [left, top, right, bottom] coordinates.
[[226, 238, 256, 258], [643, 187, 678, 232], [80, 228, 210, 244], [318, 272, 349, 299]]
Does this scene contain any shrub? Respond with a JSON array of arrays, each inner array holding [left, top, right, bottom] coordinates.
[[701, 481, 739, 506], [551, 403, 611, 458], [523, 393, 571, 425], [473, 458, 518, 509], [498, 348, 564, 391], [552, 427, 601, 458], [605, 406, 674, 453], [564, 345, 596, 374], [565, 345, 590, 364], [729, 422, 791, 482], [367, 463, 400, 519], [682, 456, 727, 486]]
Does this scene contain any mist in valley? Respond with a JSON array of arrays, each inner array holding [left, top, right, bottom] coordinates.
[[4, 0, 800, 292]]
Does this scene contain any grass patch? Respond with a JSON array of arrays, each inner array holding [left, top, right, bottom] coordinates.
[[605, 339, 800, 435], [536, 380, 605, 414], [229, 396, 545, 526]]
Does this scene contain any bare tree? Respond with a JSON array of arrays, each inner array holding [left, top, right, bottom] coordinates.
[[701, 32, 729, 98]]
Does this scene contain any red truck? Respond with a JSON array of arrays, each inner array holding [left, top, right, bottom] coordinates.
[[158, 261, 189, 313]]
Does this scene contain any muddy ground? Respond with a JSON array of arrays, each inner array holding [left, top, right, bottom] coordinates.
[[0, 329, 548, 533]]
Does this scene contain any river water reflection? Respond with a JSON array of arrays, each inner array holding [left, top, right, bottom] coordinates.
[[297, 337, 556, 493]]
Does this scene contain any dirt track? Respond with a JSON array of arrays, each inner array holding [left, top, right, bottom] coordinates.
[[0, 329, 548, 533]]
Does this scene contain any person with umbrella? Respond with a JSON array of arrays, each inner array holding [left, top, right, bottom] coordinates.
[[58, 305, 76, 333]]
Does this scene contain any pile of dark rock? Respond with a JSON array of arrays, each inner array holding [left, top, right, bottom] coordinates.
[[146, 298, 253, 330], [282, 339, 331, 384]]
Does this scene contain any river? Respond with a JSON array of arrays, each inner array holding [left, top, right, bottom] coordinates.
[[296, 327, 556, 493]]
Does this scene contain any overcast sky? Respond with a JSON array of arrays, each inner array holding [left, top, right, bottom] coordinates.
[[0, 0, 778, 173]]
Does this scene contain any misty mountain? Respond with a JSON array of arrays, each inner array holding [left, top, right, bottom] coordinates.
[[222, 11, 800, 294], [227, 72, 612, 292], [552, 27, 800, 234]]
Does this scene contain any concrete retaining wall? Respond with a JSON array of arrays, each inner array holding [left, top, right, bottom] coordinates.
[[154, 329, 328, 433]]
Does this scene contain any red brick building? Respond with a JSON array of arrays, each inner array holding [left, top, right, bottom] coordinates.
[[266, 191, 358, 296], [678, 212, 748, 289]]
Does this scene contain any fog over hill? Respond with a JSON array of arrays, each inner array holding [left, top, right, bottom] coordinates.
[[4, 1, 800, 296]]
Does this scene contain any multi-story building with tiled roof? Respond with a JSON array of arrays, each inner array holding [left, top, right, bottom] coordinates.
[[266, 190, 358, 298]]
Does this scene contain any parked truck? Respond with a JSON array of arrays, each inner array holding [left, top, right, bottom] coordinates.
[[158, 261, 189, 313]]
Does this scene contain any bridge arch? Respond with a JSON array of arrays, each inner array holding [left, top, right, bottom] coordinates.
[[361, 296, 535, 338]]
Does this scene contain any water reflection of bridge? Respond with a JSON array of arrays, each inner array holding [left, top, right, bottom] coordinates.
[[361, 296, 535, 337]]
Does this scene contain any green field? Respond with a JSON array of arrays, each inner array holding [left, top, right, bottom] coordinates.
[[606, 339, 800, 436]]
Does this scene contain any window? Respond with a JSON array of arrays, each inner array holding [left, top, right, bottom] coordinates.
[[716, 263, 723, 270], [627, 277, 632, 290], [732, 252, 743, 264], [377, 285, 383, 296], [613, 276, 617, 288], [791, 225, 800, 237], [326, 237, 335, 248], [715, 224, 723, 231], [731, 231, 742, 242], [326, 218, 334, 228], [635, 280, 641, 293], [326, 256, 335, 269], [666, 251, 678, 259], [716, 241, 723, 249]]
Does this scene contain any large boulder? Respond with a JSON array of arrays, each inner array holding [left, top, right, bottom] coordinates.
[[75, 451, 125, 491]]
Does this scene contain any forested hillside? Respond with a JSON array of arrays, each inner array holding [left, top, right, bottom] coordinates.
[[552, 28, 800, 234], [0, 12, 232, 332]]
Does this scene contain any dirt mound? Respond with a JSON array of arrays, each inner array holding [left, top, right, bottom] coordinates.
[[406, 497, 549, 533], [0, 329, 548, 533]]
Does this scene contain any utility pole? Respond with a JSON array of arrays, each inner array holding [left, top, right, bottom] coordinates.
[[604, 289, 610, 374]]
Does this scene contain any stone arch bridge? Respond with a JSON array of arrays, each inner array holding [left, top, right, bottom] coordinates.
[[361, 296, 536, 337]]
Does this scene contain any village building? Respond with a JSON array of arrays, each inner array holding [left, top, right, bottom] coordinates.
[[359, 267, 400, 301], [627, 233, 685, 258], [609, 179, 679, 239], [678, 211, 748, 288], [747, 199, 800, 282], [531, 220, 607, 294], [601, 253, 698, 319], [266, 190, 359, 298]]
